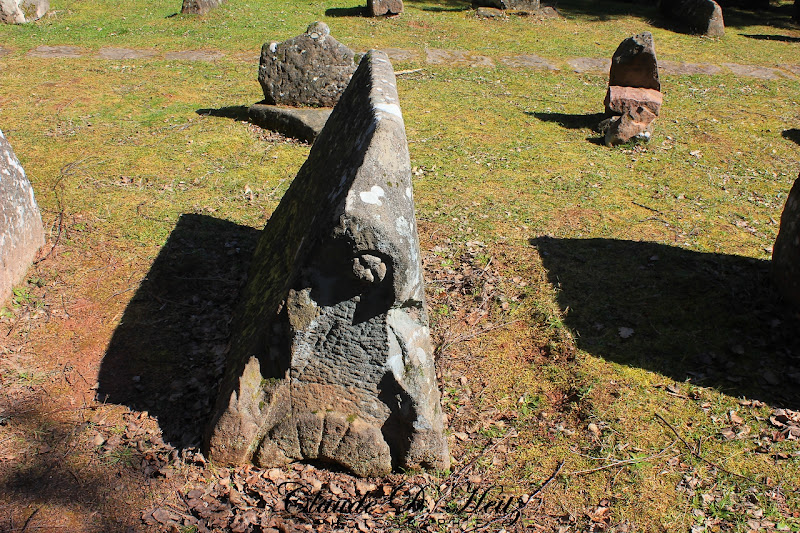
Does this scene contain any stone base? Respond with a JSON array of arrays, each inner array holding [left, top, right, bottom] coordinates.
[[248, 103, 332, 144], [181, 0, 223, 14]]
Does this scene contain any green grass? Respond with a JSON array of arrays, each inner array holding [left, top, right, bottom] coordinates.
[[1, 0, 800, 530]]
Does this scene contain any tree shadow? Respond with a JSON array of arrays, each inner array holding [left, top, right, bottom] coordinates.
[[530, 111, 606, 130], [97, 214, 260, 449], [532, 237, 800, 409], [196, 105, 250, 122], [325, 6, 367, 17], [549, 0, 798, 29], [782, 128, 800, 145], [741, 32, 800, 42]]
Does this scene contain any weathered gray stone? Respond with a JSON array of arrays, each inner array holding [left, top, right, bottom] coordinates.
[[474, 0, 540, 10], [773, 175, 800, 308], [206, 51, 449, 477], [659, 0, 725, 37], [0, 129, 44, 306], [0, 0, 47, 24], [608, 32, 660, 91], [181, 0, 223, 15], [248, 104, 331, 144], [258, 22, 357, 108], [368, 0, 403, 16]]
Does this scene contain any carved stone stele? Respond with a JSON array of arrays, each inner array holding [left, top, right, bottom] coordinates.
[[205, 51, 449, 477]]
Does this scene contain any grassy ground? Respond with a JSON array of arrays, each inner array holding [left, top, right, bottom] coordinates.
[[1, 0, 800, 531]]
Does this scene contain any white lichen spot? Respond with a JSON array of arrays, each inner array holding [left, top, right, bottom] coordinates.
[[360, 185, 385, 206], [375, 103, 402, 119], [269, 42, 278, 53], [395, 216, 411, 238], [405, 187, 412, 199]]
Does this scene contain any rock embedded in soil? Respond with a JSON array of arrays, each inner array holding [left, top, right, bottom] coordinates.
[[0, 129, 45, 306], [772, 174, 800, 308], [0, 0, 48, 24], [206, 50, 449, 478], [368, 0, 403, 16], [258, 22, 357, 108], [181, 0, 223, 14]]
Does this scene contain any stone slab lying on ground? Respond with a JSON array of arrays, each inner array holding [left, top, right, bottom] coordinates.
[[165, 50, 224, 61], [248, 104, 331, 144], [27, 45, 83, 58], [773, 175, 800, 308], [98, 47, 158, 60], [659, 0, 725, 36], [0, 0, 47, 24], [608, 32, 660, 91], [722, 63, 784, 80], [567, 57, 611, 73], [368, 0, 403, 16], [0, 129, 44, 306], [500, 54, 559, 70], [659, 60, 722, 76], [259, 22, 357, 108], [181, 0, 223, 14], [425, 48, 493, 67], [206, 50, 449, 478]]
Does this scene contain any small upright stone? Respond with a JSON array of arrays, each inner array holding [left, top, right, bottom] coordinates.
[[773, 175, 800, 307], [181, 0, 223, 15], [601, 32, 663, 146], [207, 51, 449, 477], [659, 0, 725, 37], [258, 22, 357, 108], [0, 0, 48, 24], [608, 32, 660, 91], [0, 129, 44, 305], [368, 0, 403, 16]]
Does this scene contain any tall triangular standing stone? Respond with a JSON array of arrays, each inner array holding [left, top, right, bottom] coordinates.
[[205, 51, 449, 477]]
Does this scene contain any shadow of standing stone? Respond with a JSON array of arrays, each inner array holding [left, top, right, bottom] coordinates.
[[0, 129, 44, 306], [205, 50, 449, 477], [773, 174, 800, 308]]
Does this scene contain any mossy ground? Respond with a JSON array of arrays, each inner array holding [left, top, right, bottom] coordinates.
[[1, 0, 799, 531]]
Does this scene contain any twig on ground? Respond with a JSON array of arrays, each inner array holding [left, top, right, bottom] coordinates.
[[654, 412, 768, 487], [436, 319, 520, 357], [566, 440, 678, 476], [20, 508, 40, 533]]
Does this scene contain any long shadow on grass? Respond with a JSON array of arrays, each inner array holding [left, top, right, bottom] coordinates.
[[531, 111, 605, 130], [551, 0, 797, 29], [197, 105, 250, 122], [532, 237, 800, 409], [782, 129, 800, 145], [97, 214, 259, 449]]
